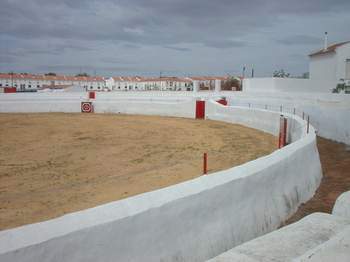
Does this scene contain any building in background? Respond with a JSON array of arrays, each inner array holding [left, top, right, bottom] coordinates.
[[0, 73, 237, 92], [0, 74, 106, 92], [309, 41, 350, 82]]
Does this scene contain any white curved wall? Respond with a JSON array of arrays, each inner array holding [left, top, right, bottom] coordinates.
[[224, 91, 350, 145], [0, 96, 322, 262], [332, 191, 350, 219]]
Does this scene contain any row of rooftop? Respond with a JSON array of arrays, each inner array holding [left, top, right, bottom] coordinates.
[[0, 73, 231, 83]]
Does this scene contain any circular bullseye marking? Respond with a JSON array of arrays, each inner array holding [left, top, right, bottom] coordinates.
[[81, 102, 93, 113]]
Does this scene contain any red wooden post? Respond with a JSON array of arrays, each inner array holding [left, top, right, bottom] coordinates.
[[278, 116, 287, 149], [203, 153, 207, 175]]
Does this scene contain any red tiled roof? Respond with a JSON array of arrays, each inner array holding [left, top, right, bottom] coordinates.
[[188, 76, 229, 81], [309, 41, 350, 57]]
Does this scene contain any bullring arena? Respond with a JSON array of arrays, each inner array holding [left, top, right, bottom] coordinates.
[[0, 90, 349, 261], [0, 113, 276, 229]]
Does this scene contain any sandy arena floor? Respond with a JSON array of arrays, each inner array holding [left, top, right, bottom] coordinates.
[[0, 113, 277, 230]]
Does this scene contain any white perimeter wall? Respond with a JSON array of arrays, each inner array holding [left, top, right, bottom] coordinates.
[[243, 78, 337, 93], [0, 98, 322, 262], [224, 91, 350, 145], [0, 92, 196, 118]]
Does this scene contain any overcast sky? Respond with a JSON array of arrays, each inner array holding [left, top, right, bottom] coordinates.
[[0, 0, 349, 77]]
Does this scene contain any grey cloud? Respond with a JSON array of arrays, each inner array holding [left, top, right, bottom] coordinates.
[[204, 40, 246, 49], [277, 35, 322, 45], [0, 55, 16, 64], [0, 0, 349, 76], [163, 46, 191, 52]]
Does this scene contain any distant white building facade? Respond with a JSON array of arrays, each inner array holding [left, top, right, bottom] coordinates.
[[0, 74, 106, 92], [309, 41, 350, 81], [0, 73, 231, 92]]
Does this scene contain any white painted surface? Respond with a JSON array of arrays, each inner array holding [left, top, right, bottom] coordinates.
[[0, 92, 86, 112], [225, 91, 350, 145], [242, 78, 336, 93], [293, 226, 350, 262], [336, 43, 350, 81], [215, 80, 221, 92], [193, 81, 200, 92], [209, 213, 350, 262], [94, 97, 195, 118], [332, 191, 350, 219], [309, 42, 350, 81], [0, 98, 321, 262], [309, 52, 337, 81]]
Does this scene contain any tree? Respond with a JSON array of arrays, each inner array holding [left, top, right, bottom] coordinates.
[[221, 77, 241, 91], [273, 69, 290, 78], [301, 72, 309, 79], [75, 72, 89, 77], [45, 72, 56, 76]]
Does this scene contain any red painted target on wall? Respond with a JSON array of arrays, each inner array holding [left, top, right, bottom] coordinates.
[[81, 102, 93, 113]]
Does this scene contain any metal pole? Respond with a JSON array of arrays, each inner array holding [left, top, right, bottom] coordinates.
[[203, 153, 208, 175], [307, 116, 310, 134]]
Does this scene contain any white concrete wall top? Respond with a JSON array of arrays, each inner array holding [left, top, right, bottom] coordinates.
[[224, 91, 350, 145], [208, 213, 350, 262], [293, 225, 350, 262], [242, 78, 336, 93], [332, 191, 350, 219]]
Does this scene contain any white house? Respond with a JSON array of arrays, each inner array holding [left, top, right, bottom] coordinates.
[[106, 76, 193, 91], [0, 74, 106, 92], [309, 41, 350, 81]]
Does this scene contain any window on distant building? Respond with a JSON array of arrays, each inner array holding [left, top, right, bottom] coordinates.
[[28, 85, 31, 88], [37, 85, 40, 88], [90, 86, 93, 89], [118, 86, 120, 89], [98, 86, 101, 89], [5, 84, 8, 87]]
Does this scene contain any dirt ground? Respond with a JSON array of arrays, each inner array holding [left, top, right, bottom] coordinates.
[[0, 113, 277, 230], [285, 137, 350, 225]]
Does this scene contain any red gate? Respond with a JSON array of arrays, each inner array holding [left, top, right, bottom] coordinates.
[[196, 100, 205, 119], [89, 91, 96, 99]]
